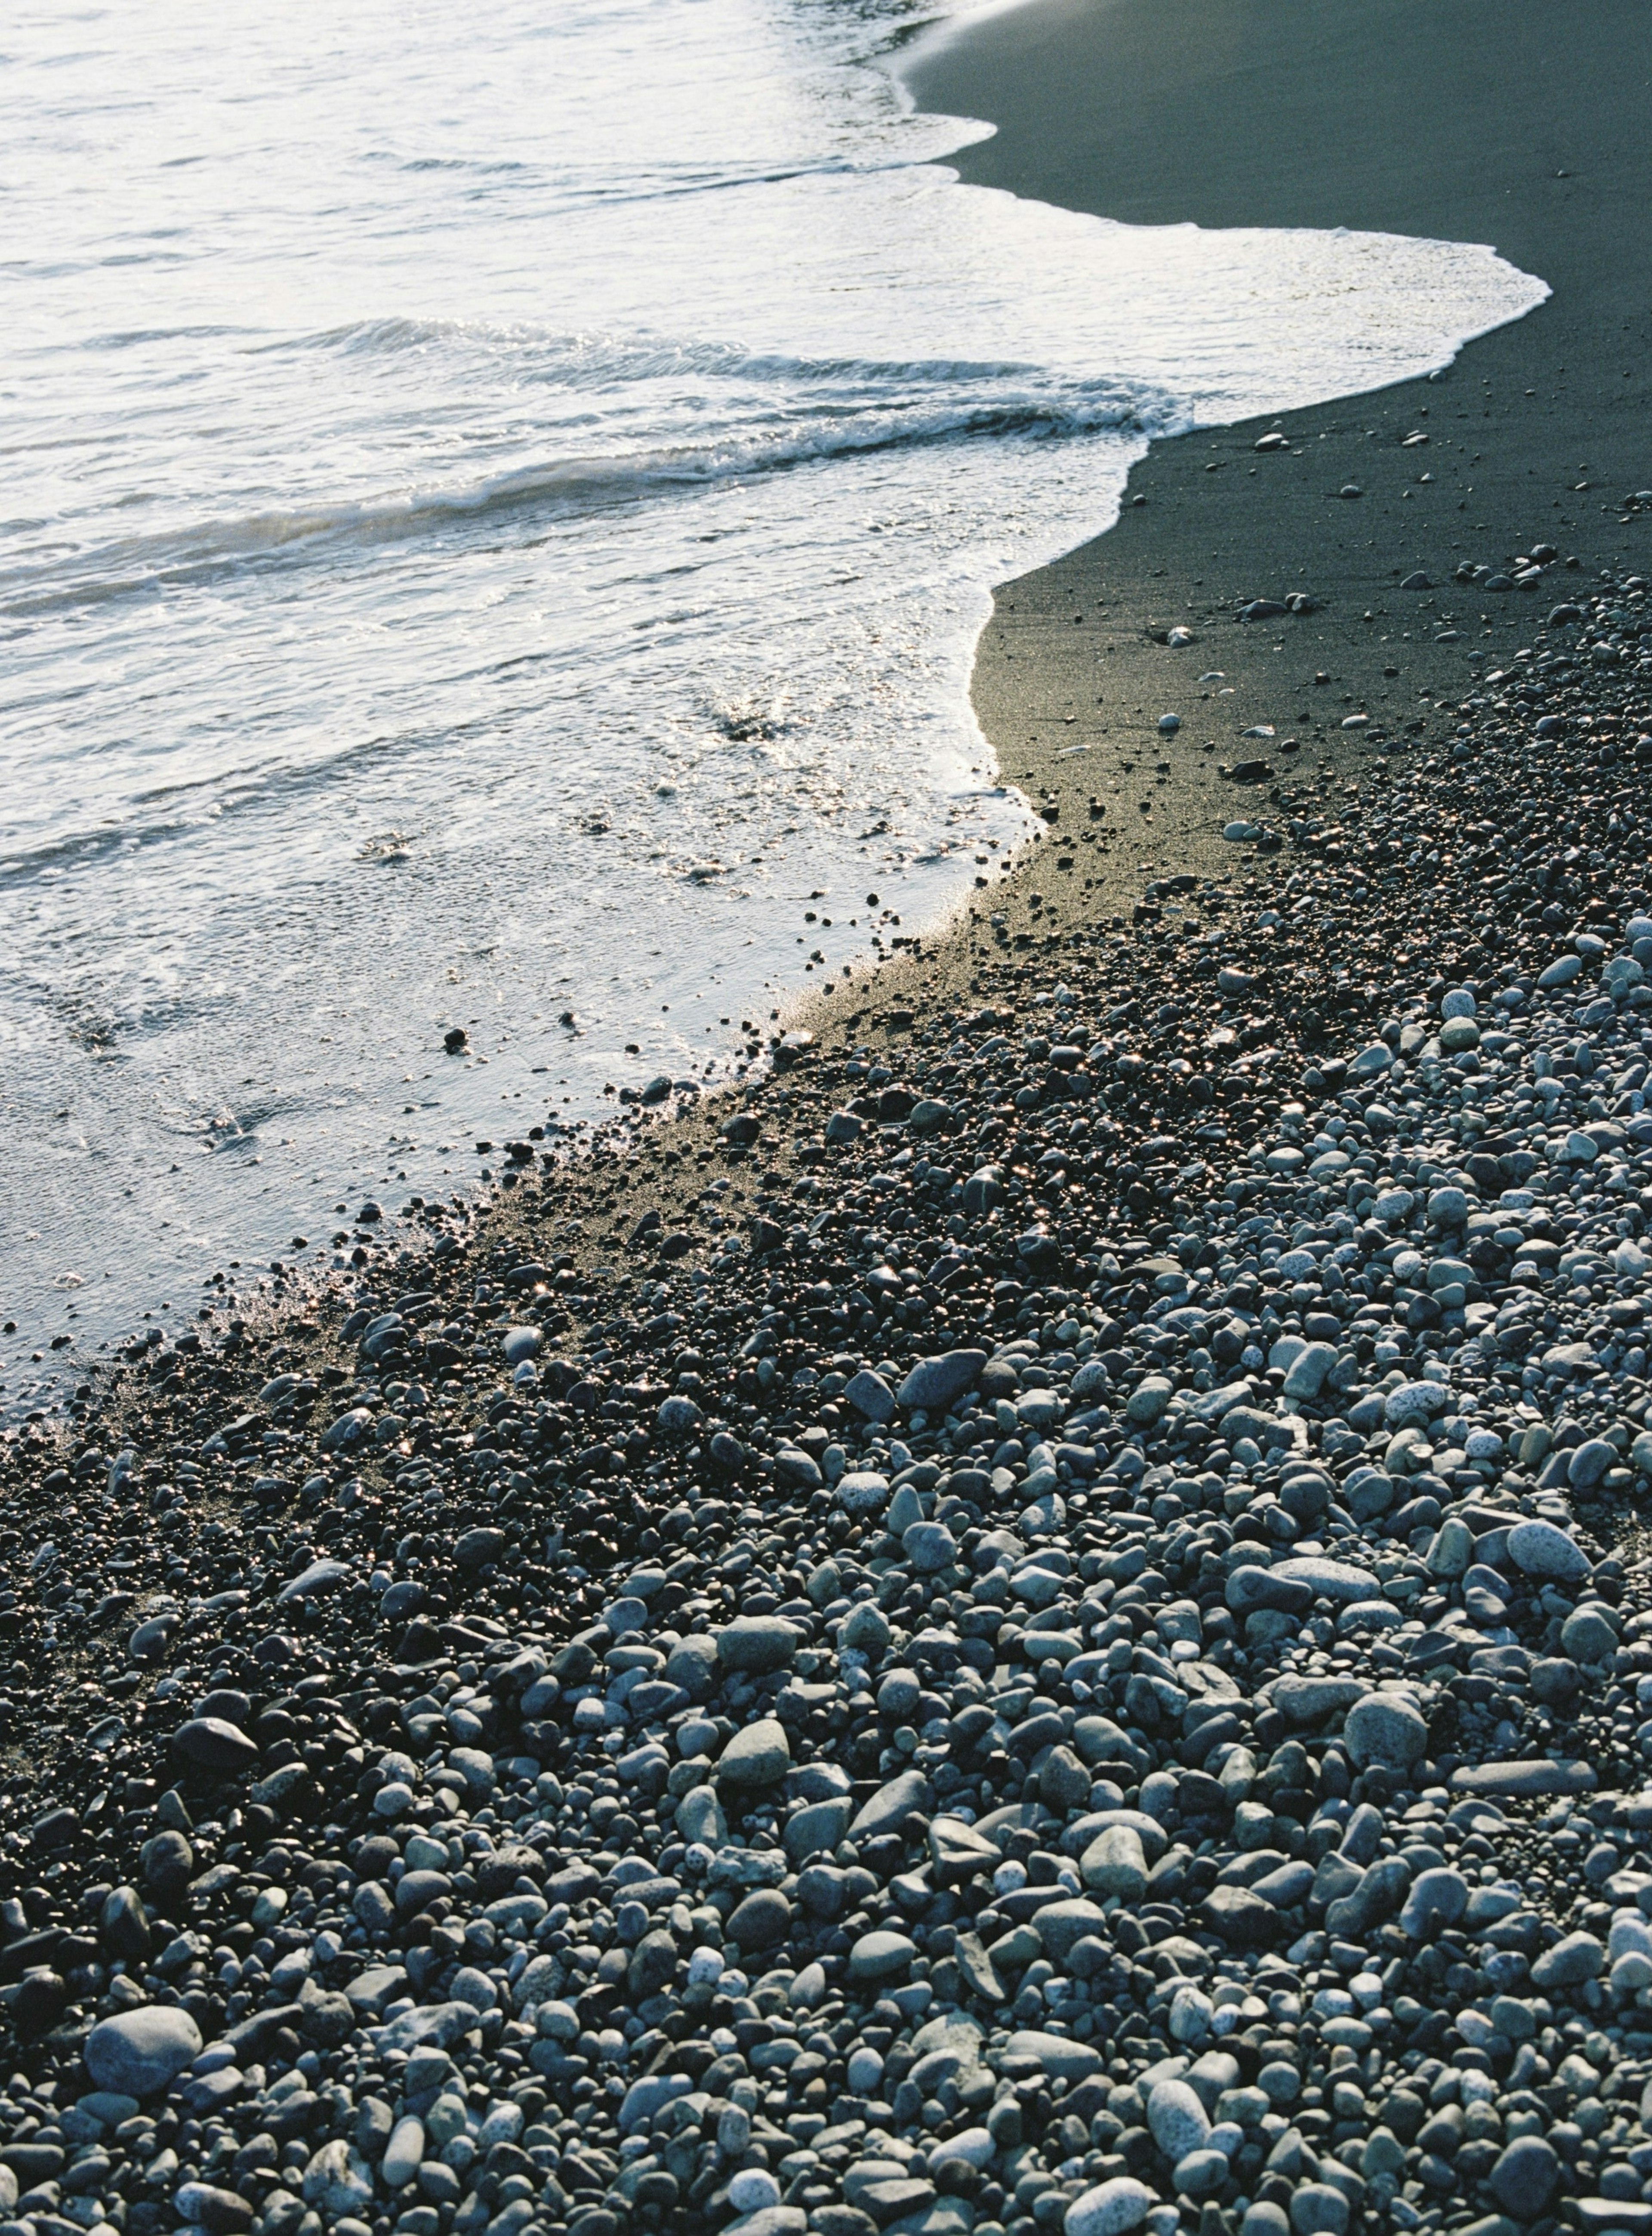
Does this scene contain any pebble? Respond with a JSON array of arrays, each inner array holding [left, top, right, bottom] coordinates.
[[11, 563, 1652, 2236], [83, 2007, 203, 2097]]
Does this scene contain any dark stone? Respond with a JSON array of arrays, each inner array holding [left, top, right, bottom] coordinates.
[[726, 1888, 792, 1954], [140, 1829, 194, 1902], [1489, 2137, 1560, 2220], [172, 1717, 259, 1776]]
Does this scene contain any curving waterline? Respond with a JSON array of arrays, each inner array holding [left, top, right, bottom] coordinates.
[[0, 0, 1545, 1409]]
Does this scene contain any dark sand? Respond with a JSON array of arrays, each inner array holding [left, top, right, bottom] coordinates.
[[888, 0, 1652, 939]]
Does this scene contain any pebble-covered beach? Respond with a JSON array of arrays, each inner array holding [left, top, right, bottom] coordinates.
[[4, 554, 1652, 2236]]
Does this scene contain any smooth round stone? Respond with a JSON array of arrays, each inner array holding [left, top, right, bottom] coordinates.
[[1426, 1516, 1474, 1578], [1344, 1692, 1428, 1770], [727, 1889, 792, 1953], [1440, 988, 1477, 1019], [1383, 1380, 1450, 1428], [903, 1520, 958, 1573], [841, 1601, 891, 1653], [1174, 2150, 1230, 2198], [1566, 1437, 1617, 1489], [173, 2185, 253, 2235], [849, 1930, 916, 1982], [1559, 1604, 1617, 1664], [1290, 2184, 1349, 2236], [84, 2007, 203, 2098], [1036, 1898, 1110, 1962], [715, 1617, 799, 1673], [449, 1966, 497, 2012], [1125, 1376, 1174, 1425], [715, 1717, 790, 1788], [846, 2045, 885, 2093], [1006, 2031, 1101, 2084], [171, 1717, 259, 1775], [502, 1326, 542, 1366], [381, 2117, 425, 2188], [1439, 1017, 1480, 1053], [932, 2128, 995, 2170], [1242, 2210, 1290, 2236], [837, 1471, 891, 1515], [1281, 1341, 1337, 1399], [728, 2170, 783, 2215], [1507, 1518, 1590, 1581], [1270, 1556, 1379, 1605], [1337, 1599, 1402, 1636], [1147, 2078, 1211, 2162], [1065, 2177, 1155, 2236], [1082, 1823, 1148, 1900], [1399, 1868, 1469, 1937], [1489, 2137, 1560, 2219], [1532, 1930, 1604, 1987]]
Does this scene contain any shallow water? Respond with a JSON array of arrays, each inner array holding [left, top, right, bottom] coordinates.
[[0, 0, 1544, 1406]]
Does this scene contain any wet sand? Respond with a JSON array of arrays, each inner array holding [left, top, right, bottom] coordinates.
[[893, 0, 1652, 928]]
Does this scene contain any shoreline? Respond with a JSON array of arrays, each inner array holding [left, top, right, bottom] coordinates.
[[6, 12, 1652, 2236]]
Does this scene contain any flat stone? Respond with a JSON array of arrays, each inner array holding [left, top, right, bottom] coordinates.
[[953, 1929, 1004, 2002], [1572, 2206, 1652, 2236]]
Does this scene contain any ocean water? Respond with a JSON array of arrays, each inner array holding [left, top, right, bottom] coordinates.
[[0, 0, 1544, 1405]]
